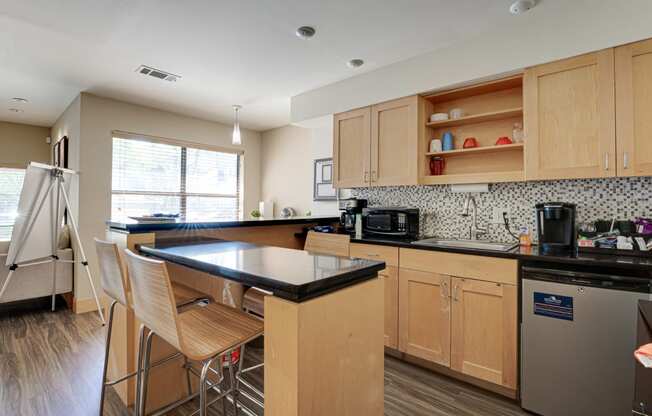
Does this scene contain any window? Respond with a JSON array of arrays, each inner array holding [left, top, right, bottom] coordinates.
[[111, 136, 241, 221], [0, 168, 25, 241]]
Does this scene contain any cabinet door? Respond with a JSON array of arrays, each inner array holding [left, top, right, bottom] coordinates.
[[333, 107, 371, 188], [451, 278, 517, 389], [370, 96, 418, 186], [382, 266, 399, 349], [349, 243, 400, 349], [524, 50, 616, 180], [616, 39, 652, 176], [398, 269, 451, 366]]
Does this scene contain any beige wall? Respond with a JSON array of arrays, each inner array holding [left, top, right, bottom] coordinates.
[[52, 93, 262, 303], [260, 123, 340, 218], [261, 125, 313, 217], [0, 121, 51, 168]]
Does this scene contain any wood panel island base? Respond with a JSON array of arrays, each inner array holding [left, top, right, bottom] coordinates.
[[265, 279, 384, 416], [105, 217, 384, 415]]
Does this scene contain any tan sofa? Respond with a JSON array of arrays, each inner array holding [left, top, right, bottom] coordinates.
[[0, 240, 73, 304]]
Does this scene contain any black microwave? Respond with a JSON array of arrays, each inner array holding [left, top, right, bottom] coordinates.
[[362, 207, 419, 239]]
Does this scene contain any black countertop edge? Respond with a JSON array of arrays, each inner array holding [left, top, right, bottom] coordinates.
[[348, 236, 652, 272], [138, 242, 385, 302], [107, 216, 339, 233]]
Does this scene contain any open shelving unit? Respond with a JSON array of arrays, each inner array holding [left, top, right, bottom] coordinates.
[[418, 75, 525, 185]]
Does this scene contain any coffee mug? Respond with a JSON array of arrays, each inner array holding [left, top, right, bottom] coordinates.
[[429, 139, 443, 153], [463, 137, 478, 148]]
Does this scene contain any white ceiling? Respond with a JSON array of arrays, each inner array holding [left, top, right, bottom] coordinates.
[[0, 0, 521, 131]]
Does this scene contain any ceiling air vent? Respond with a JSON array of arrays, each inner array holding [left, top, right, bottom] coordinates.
[[135, 65, 180, 82]]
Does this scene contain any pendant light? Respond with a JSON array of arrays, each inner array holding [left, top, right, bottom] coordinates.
[[232, 105, 242, 145]]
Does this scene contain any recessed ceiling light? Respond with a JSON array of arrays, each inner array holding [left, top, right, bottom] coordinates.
[[296, 26, 316, 40], [8, 108, 24, 113], [509, 0, 536, 15], [11, 97, 28, 104], [347, 59, 364, 68]]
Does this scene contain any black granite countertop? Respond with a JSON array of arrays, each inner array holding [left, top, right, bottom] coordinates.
[[108, 215, 339, 233], [347, 235, 652, 273], [138, 238, 385, 302]]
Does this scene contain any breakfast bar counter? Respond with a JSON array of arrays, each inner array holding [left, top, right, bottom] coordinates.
[[105, 219, 384, 416]]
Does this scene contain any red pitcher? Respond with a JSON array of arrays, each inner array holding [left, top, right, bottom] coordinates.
[[429, 156, 445, 175]]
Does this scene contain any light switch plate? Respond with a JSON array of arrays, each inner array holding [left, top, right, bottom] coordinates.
[[491, 207, 510, 224]]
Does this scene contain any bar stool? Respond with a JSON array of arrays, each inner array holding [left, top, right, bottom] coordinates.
[[124, 249, 264, 416], [94, 239, 212, 416]]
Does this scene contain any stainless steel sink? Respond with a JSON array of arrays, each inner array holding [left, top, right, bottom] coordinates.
[[411, 238, 518, 252]]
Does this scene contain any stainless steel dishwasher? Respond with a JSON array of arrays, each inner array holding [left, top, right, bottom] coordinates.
[[521, 265, 651, 416]]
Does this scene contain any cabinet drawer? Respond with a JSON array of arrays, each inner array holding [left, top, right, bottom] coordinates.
[[350, 243, 399, 267], [399, 248, 517, 285]]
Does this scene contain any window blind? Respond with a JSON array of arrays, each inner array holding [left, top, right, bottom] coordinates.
[[111, 136, 241, 221], [0, 168, 26, 241]]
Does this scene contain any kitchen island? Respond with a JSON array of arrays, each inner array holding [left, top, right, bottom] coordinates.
[[105, 217, 385, 415]]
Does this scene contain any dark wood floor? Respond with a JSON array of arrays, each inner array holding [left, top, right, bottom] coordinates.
[[0, 307, 530, 416]]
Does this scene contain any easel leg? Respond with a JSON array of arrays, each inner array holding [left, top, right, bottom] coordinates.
[[51, 260, 58, 312], [0, 269, 15, 303], [51, 179, 62, 312], [59, 182, 105, 324]]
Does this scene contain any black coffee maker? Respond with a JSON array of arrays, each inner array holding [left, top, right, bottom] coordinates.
[[536, 202, 577, 254], [339, 198, 367, 233]]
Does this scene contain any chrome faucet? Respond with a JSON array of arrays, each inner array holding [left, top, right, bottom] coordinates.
[[461, 195, 487, 240]]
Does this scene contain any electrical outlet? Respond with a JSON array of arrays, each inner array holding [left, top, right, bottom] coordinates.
[[491, 207, 510, 224]]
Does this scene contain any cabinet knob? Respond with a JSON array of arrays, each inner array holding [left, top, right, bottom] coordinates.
[[624, 152, 629, 169], [364, 171, 369, 182], [371, 170, 377, 182]]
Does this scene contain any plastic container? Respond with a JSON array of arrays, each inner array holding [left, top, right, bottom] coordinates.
[[519, 226, 532, 247]]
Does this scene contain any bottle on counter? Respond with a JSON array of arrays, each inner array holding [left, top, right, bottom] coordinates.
[[519, 225, 532, 247]]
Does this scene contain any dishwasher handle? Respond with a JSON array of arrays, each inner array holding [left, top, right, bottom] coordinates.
[[522, 266, 651, 292]]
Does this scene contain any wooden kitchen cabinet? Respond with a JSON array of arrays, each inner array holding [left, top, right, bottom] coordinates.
[[398, 269, 451, 366], [450, 277, 517, 389], [350, 243, 399, 349], [370, 96, 419, 186], [524, 49, 616, 180], [333, 96, 420, 188], [333, 107, 372, 188], [615, 38, 652, 177]]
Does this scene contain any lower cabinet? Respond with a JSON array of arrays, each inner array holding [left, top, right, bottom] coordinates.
[[381, 266, 399, 349], [350, 243, 400, 349], [398, 269, 451, 366], [397, 248, 518, 391], [450, 277, 517, 389]]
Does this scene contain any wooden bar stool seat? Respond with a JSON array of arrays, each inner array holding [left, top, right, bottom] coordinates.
[[242, 287, 269, 317], [171, 281, 211, 308], [178, 302, 263, 361]]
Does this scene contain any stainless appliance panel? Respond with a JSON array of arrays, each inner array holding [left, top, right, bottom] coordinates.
[[522, 277, 647, 416]]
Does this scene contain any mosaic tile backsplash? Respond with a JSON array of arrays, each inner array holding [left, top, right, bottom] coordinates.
[[351, 177, 652, 243]]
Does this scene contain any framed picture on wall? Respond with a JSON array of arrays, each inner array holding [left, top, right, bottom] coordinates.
[[53, 136, 69, 168], [313, 158, 337, 201]]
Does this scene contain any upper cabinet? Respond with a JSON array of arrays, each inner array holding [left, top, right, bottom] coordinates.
[[524, 49, 616, 180], [333, 107, 372, 188], [370, 96, 419, 186], [615, 39, 652, 177], [334, 38, 652, 187], [333, 96, 419, 188], [420, 76, 525, 185]]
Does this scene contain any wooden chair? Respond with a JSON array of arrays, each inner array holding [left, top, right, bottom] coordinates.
[[94, 239, 212, 416], [123, 249, 263, 416]]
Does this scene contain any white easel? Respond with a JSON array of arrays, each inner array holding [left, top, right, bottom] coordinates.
[[0, 163, 105, 324]]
